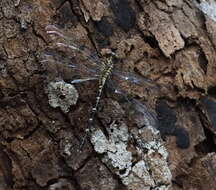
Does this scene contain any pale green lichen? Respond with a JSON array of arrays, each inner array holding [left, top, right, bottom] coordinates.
[[129, 126, 172, 189], [91, 122, 132, 177], [91, 120, 172, 190], [47, 80, 78, 113], [194, 0, 216, 22], [122, 160, 155, 189]]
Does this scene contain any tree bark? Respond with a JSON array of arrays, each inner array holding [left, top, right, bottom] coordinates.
[[0, 0, 216, 190]]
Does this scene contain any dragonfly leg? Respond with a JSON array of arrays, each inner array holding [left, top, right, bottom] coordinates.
[[78, 108, 97, 151], [78, 84, 103, 151], [78, 128, 90, 151]]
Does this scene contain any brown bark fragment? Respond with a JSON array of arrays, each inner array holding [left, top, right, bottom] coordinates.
[[174, 46, 207, 98], [0, 103, 38, 139], [59, 129, 92, 171], [172, 9, 198, 39], [48, 179, 76, 190], [206, 17, 216, 48], [201, 153, 216, 185], [167, 105, 205, 178], [31, 151, 60, 187], [75, 158, 118, 190], [4, 37, 28, 59], [80, 0, 108, 21], [138, 3, 185, 57]]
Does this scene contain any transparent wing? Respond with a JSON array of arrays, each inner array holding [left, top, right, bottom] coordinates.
[[43, 54, 99, 76], [106, 78, 158, 128], [44, 25, 159, 88], [41, 53, 157, 87], [129, 99, 158, 128], [106, 79, 130, 103], [70, 77, 98, 84], [40, 49, 100, 83], [45, 25, 102, 66], [112, 69, 159, 90]]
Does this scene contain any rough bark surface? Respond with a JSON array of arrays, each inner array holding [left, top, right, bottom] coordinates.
[[0, 0, 216, 190]]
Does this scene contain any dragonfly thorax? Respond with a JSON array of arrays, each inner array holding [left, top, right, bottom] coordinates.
[[99, 55, 114, 84]]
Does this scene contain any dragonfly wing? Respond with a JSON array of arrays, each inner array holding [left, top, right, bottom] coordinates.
[[46, 25, 69, 41], [112, 70, 158, 89], [106, 79, 130, 103], [71, 77, 98, 84], [45, 25, 102, 66], [130, 99, 158, 128], [106, 80, 158, 128], [40, 49, 100, 78]]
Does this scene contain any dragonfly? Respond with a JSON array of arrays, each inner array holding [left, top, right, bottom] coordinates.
[[42, 25, 158, 150]]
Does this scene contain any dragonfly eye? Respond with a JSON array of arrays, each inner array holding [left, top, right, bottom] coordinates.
[[100, 48, 116, 57]]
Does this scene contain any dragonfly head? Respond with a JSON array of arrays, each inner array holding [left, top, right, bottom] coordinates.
[[101, 48, 116, 57]]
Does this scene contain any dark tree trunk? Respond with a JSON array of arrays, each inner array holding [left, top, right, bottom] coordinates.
[[1, 0, 216, 190]]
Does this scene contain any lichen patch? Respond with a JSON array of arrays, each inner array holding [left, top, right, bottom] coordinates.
[[47, 80, 79, 113]]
